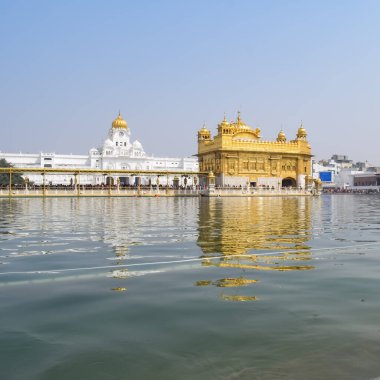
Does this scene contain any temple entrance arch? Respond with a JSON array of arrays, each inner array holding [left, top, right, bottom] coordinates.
[[282, 177, 296, 188]]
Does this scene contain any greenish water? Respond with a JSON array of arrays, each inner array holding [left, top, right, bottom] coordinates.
[[1, 195, 380, 380]]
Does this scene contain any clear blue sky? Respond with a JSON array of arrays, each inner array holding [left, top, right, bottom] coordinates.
[[1, 0, 379, 164]]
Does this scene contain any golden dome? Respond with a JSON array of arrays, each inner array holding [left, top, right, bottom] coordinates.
[[277, 130, 286, 141], [198, 123, 211, 141], [297, 123, 307, 138], [234, 111, 253, 131], [112, 112, 128, 129], [199, 123, 210, 134], [236, 111, 246, 127], [220, 115, 230, 126]]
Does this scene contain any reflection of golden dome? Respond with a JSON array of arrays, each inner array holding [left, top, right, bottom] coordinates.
[[112, 112, 128, 129], [297, 123, 307, 138], [277, 130, 286, 142]]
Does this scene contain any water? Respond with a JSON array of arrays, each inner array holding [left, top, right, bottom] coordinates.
[[1, 195, 380, 380]]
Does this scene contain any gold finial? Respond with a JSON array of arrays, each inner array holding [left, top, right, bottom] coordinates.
[[220, 113, 230, 127], [297, 120, 307, 139], [200, 122, 209, 132], [236, 110, 247, 127], [112, 112, 128, 128]]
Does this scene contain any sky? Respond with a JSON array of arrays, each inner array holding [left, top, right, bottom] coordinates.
[[0, 0, 379, 164]]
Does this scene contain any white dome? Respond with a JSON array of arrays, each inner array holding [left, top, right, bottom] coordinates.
[[133, 140, 143, 150], [104, 139, 113, 148]]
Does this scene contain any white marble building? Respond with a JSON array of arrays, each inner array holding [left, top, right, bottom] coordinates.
[[0, 113, 199, 186]]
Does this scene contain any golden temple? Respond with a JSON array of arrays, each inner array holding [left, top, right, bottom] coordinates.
[[197, 112, 312, 188]]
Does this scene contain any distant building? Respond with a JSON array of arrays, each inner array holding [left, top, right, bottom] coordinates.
[[0, 113, 198, 185], [334, 169, 362, 189], [312, 153, 380, 190], [312, 160, 335, 183], [330, 154, 353, 168], [353, 173, 380, 187], [314, 154, 358, 188], [197, 112, 312, 188]]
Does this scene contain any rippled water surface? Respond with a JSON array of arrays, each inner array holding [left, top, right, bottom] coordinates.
[[1, 195, 380, 380]]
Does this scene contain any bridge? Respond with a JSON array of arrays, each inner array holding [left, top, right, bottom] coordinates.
[[0, 167, 209, 197]]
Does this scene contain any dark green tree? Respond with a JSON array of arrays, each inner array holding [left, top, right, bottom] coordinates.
[[0, 159, 25, 186]]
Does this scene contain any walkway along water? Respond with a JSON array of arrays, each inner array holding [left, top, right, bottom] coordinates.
[[0, 167, 320, 198]]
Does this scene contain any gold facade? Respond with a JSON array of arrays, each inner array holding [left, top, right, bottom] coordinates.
[[197, 113, 312, 187]]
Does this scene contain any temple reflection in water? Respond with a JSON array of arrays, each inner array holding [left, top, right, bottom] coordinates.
[[1, 197, 314, 299], [195, 197, 314, 300], [197, 197, 312, 254], [90, 196, 314, 297]]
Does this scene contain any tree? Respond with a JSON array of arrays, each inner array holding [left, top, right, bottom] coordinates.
[[0, 159, 25, 186]]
